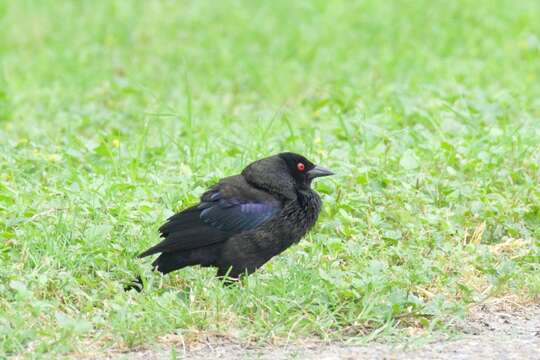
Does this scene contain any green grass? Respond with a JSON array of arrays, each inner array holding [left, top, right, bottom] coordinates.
[[1, 0, 540, 356]]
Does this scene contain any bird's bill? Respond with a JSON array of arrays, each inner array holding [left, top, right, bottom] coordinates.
[[307, 165, 334, 180]]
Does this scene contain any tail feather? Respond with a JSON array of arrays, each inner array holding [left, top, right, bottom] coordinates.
[[151, 252, 192, 274]]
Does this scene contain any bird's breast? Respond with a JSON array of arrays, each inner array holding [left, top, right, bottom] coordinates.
[[273, 190, 322, 249]]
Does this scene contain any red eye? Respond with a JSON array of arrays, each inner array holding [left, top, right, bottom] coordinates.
[[297, 162, 305, 172]]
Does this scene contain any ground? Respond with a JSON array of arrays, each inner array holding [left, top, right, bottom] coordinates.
[[1, 0, 540, 358], [97, 300, 540, 359]]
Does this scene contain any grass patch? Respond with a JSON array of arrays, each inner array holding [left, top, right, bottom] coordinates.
[[1, 0, 540, 356]]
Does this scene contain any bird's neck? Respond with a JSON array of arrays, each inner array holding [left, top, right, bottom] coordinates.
[[296, 187, 318, 205]]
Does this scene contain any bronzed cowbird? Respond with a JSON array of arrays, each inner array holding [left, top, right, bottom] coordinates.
[[137, 152, 333, 283]]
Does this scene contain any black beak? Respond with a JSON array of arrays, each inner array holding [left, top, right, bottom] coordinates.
[[307, 165, 334, 180]]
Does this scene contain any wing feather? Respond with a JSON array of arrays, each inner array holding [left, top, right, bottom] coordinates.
[[138, 176, 281, 258]]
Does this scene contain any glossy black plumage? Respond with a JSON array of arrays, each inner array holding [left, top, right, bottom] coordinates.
[[136, 152, 333, 282]]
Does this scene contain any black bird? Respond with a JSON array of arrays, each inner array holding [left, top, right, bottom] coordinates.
[[137, 152, 333, 283]]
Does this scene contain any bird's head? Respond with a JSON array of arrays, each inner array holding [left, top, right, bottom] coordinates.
[[242, 152, 334, 199]]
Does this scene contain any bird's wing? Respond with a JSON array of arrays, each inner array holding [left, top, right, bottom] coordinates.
[[138, 177, 281, 258], [197, 189, 280, 232]]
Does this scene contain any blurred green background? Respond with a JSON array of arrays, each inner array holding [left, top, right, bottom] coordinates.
[[1, 0, 539, 356]]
